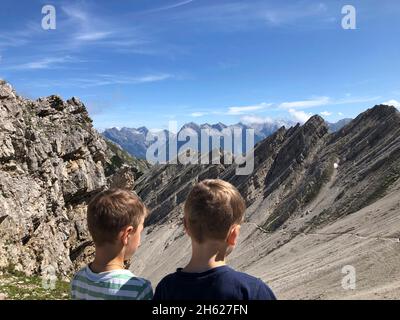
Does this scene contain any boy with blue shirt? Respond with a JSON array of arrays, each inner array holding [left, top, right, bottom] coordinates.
[[154, 179, 276, 300]]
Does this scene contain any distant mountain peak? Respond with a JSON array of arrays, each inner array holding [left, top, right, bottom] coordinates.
[[369, 104, 398, 116], [305, 114, 326, 127], [351, 104, 399, 126], [137, 126, 149, 134], [212, 122, 228, 130], [181, 122, 201, 131], [326, 118, 352, 133]]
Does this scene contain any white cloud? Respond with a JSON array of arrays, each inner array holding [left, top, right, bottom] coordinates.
[[27, 73, 173, 88], [146, 0, 195, 13], [83, 73, 173, 86], [383, 99, 400, 109], [6, 56, 80, 70], [216, 95, 382, 125], [288, 109, 312, 123], [278, 96, 380, 110], [134, 74, 173, 83], [168, 1, 333, 32], [241, 115, 274, 124], [264, 2, 328, 26], [62, 5, 89, 23], [227, 102, 271, 115], [191, 112, 207, 117], [283, 94, 376, 122], [0, 34, 29, 49], [75, 32, 113, 41], [60, 3, 151, 52], [334, 96, 381, 105], [279, 96, 330, 109]]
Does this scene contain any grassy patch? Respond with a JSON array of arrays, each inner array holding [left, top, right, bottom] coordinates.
[[0, 270, 70, 300]]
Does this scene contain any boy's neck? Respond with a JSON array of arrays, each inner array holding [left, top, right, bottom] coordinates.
[[90, 244, 126, 273], [183, 240, 228, 273]]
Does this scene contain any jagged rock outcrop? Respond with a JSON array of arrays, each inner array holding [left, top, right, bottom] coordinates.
[[131, 104, 400, 299], [0, 81, 147, 278]]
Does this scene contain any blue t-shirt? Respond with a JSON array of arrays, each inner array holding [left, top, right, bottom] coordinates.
[[153, 266, 276, 300]]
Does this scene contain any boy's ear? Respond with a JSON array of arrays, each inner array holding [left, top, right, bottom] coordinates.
[[183, 215, 190, 235], [121, 226, 135, 246], [226, 224, 241, 246]]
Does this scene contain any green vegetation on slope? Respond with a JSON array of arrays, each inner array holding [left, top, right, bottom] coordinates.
[[0, 269, 70, 300], [104, 139, 150, 177]]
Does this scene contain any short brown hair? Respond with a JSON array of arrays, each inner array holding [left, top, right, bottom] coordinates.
[[184, 179, 246, 243], [87, 189, 147, 246]]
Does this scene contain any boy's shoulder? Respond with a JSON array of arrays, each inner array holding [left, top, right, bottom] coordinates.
[[80, 266, 150, 284], [156, 270, 180, 283], [227, 268, 276, 299], [227, 267, 264, 284], [71, 266, 153, 300], [72, 266, 87, 279], [154, 266, 276, 300], [157, 266, 264, 285]]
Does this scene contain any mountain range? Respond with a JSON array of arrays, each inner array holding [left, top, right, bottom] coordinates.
[[102, 119, 351, 160]]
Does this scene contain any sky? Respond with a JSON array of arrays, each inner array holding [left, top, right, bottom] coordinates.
[[0, 0, 400, 131]]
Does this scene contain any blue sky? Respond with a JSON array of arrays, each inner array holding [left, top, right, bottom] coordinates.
[[1, 0, 400, 130]]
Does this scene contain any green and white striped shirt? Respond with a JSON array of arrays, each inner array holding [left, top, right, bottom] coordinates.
[[71, 266, 153, 300]]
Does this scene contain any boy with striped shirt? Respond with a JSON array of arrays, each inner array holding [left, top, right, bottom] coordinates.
[[71, 189, 153, 300]]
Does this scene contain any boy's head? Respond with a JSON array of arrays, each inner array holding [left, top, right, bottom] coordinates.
[[87, 189, 147, 259], [184, 179, 246, 248]]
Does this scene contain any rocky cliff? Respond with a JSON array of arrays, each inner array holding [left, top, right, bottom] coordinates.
[[131, 104, 400, 299], [0, 81, 147, 279]]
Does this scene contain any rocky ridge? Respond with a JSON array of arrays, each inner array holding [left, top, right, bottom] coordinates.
[[0, 81, 147, 278]]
